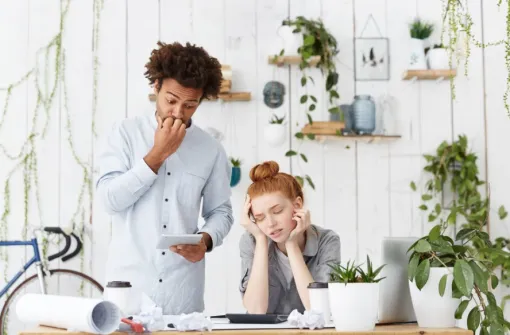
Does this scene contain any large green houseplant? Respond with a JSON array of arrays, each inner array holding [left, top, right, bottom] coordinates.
[[276, 16, 340, 190], [408, 135, 510, 333]]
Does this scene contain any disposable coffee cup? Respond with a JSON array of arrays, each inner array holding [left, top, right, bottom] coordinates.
[[307, 282, 331, 321], [104, 281, 132, 316]]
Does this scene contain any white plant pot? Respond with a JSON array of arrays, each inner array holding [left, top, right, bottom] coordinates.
[[427, 48, 450, 70], [264, 124, 286, 147], [277, 25, 303, 54], [328, 282, 379, 331], [409, 267, 460, 328], [408, 38, 427, 70]]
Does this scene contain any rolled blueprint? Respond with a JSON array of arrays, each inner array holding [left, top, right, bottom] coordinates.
[[16, 293, 121, 334]]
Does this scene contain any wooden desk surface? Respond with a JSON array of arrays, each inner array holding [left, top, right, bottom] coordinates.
[[21, 324, 472, 335]]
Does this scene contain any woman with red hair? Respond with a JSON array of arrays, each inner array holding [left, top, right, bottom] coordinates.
[[238, 161, 341, 315]]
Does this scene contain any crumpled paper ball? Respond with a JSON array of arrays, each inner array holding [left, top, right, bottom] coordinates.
[[287, 309, 325, 330], [171, 312, 213, 332], [132, 294, 165, 331]]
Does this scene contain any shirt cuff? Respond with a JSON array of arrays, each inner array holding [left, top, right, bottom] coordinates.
[[128, 158, 158, 194], [197, 227, 217, 252]]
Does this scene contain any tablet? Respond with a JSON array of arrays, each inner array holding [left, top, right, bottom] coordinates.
[[225, 313, 288, 324], [156, 234, 202, 249]]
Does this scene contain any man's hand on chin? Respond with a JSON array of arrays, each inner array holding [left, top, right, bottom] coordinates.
[[170, 232, 212, 263]]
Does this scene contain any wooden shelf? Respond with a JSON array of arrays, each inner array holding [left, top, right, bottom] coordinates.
[[268, 55, 321, 66], [313, 134, 402, 144], [148, 91, 251, 102], [402, 69, 457, 80]]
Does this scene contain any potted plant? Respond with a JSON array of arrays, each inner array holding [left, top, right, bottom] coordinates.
[[408, 18, 434, 70], [264, 114, 286, 147], [426, 43, 450, 70], [408, 135, 510, 332], [275, 16, 340, 190], [328, 256, 386, 331], [229, 157, 241, 187]]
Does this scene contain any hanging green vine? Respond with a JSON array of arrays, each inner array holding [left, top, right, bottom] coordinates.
[[442, 0, 510, 114], [0, 0, 103, 290], [274, 16, 340, 190]]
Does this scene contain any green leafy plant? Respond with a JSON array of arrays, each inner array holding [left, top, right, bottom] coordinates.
[[408, 224, 510, 334], [230, 157, 241, 168], [409, 18, 434, 40], [269, 114, 285, 125], [328, 256, 386, 284], [275, 16, 340, 190], [408, 134, 510, 333]]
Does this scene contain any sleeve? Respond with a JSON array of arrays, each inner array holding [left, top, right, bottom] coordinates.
[[239, 232, 256, 295], [313, 232, 341, 283], [95, 121, 158, 215], [198, 144, 233, 250]]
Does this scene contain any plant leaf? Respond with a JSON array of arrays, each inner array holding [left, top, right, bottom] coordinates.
[[305, 175, 315, 190], [300, 153, 308, 163], [455, 300, 470, 319], [439, 274, 448, 296], [467, 307, 481, 332], [295, 132, 304, 139], [419, 204, 428, 211], [306, 133, 316, 140], [310, 95, 317, 103], [285, 150, 297, 157], [415, 260, 430, 290], [491, 275, 499, 289], [415, 240, 432, 252], [309, 104, 316, 111], [410, 181, 417, 191], [300, 95, 308, 104], [454, 260, 475, 297], [469, 260, 489, 293], [429, 225, 441, 241], [408, 253, 420, 281], [304, 34, 315, 46], [456, 228, 477, 241], [422, 194, 433, 201], [301, 76, 307, 86]]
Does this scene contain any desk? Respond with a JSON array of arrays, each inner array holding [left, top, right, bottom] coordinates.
[[20, 324, 472, 335]]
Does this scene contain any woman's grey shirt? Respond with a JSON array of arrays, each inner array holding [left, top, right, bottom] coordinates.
[[239, 225, 341, 314]]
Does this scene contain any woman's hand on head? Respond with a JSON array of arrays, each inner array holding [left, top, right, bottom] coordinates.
[[286, 208, 311, 244], [241, 194, 266, 241]]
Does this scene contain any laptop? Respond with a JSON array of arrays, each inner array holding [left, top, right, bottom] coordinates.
[[377, 237, 418, 324]]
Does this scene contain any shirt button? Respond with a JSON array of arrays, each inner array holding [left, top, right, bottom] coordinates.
[[159, 279, 162, 283], [165, 198, 168, 202], [167, 172, 171, 176], [163, 225, 167, 228], [162, 252, 165, 255]]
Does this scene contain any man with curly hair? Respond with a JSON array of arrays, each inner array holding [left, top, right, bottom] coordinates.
[[96, 42, 233, 315]]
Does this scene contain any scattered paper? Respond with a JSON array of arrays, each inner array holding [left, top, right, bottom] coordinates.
[[15, 293, 120, 334], [131, 293, 165, 331], [168, 312, 213, 332], [287, 309, 326, 330]]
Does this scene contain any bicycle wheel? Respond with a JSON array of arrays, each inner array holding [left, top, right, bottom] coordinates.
[[0, 269, 104, 335]]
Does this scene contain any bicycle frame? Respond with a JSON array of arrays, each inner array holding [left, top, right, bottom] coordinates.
[[0, 238, 45, 298]]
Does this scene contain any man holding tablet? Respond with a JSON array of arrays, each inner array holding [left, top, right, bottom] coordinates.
[[96, 41, 233, 315]]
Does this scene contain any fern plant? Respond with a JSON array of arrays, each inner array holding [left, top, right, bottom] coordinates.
[[329, 256, 386, 284]]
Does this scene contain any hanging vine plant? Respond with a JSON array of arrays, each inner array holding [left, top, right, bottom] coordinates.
[[276, 16, 340, 190], [0, 0, 103, 288], [442, 0, 510, 115]]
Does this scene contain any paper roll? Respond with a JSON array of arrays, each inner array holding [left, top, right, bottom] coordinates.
[[16, 293, 121, 334]]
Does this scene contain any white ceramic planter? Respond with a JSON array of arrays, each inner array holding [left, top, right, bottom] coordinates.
[[427, 48, 450, 69], [409, 267, 460, 328], [408, 38, 427, 70], [328, 282, 379, 331], [264, 124, 286, 147]]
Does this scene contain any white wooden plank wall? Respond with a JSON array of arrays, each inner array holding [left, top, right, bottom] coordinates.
[[0, 0, 509, 317]]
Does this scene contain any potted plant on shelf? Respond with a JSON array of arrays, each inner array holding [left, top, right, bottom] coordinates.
[[408, 18, 434, 70], [426, 43, 450, 70], [328, 256, 386, 331], [408, 134, 510, 332], [229, 157, 242, 187], [264, 114, 286, 147], [275, 16, 340, 190]]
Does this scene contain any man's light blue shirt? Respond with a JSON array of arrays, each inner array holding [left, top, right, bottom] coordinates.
[[96, 112, 233, 315]]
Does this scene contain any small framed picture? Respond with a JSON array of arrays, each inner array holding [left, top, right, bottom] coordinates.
[[354, 37, 390, 81]]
